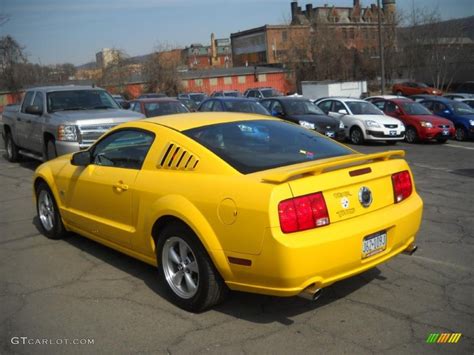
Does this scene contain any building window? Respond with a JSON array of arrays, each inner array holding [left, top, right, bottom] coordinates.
[[182, 80, 188, 88], [224, 77, 232, 85], [238, 76, 246, 84], [210, 78, 218, 86], [257, 74, 267, 82], [195, 79, 203, 87]]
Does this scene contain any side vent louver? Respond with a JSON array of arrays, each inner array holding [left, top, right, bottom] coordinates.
[[158, 142, 199, 170]]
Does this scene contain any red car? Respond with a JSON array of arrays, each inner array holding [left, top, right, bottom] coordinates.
[[373, 98, 454, 143], [128, 98, 189, 118], [392, 82, 442, 96]]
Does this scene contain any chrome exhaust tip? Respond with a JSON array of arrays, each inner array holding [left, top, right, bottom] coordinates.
[[298, 286, 323, 301], [403, 244, 418, 255]]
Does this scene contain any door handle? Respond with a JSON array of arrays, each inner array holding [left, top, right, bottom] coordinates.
[[113, 181, 129, 192]]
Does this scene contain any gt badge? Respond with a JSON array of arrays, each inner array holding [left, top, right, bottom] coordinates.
[[358, 186, 372, 208]]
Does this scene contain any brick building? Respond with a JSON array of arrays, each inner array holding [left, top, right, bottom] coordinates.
[[182, 34, 232, 70]]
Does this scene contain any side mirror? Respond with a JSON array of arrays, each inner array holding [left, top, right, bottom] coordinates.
[[71, 151, 91, 166], [338, 109, 348, 115], [120, 101, 130, 109], [25, 105, 42, 115]]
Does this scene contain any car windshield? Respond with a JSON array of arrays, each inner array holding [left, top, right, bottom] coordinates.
[[189, 93, 206, 102], [416, 83, 429, 88], [180, 99, 197, 110], [346, 101, 382, 115], [284, 100, 325, 115], [223, 101, 269, 115], [47, 90, 120, 112], [184, 120, 353, 174], [399, 102, 432, 115], [261, 89, 281, 97], [144, 101, 189, 117], [451, 102, 474, 115], [223, 91, 240, 97]]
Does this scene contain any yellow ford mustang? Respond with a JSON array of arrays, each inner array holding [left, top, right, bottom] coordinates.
[[34, 113, 423, 312]]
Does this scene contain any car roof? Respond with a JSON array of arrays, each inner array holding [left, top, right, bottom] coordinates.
[[205, 97, 259, 102], [261, 96, 308, 101], [29, 85, 105, 92], [420, 97, 454, 103], [132, 98, 179, 103], [142, 112, 274, 131]]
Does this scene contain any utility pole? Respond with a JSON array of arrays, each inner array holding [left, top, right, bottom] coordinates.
[[377, 0, 385, 94]]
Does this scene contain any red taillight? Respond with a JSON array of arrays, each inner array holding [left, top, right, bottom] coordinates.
[[278, 192, 330, 233], [392, 170, 413, 203]]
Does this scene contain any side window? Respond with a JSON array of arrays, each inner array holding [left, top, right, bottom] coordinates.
[[332, 101, 345, 113], [318, 100, 332, 114], [91, 130, 155, 170], [211, 101, 223, 111], [433, 102, 445, 113], [270, 101, 283, 114], [132, 102, 142, 113], [421, 101, 433, 110], [199, 100, 214, 112], [385, 101, 398, 114], [373, 100, 385, 110], [260, 100, 272, 109], [247, 90, 256, 98], [32, 92, 44, 113], [21, 92, 35, 113]]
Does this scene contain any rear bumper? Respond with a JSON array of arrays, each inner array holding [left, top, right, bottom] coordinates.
[[225, 193, 423, 297]]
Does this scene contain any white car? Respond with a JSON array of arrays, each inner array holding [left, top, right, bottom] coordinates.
[[316, 98, 405, 145]]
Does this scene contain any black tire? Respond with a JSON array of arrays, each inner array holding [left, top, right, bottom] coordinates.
[[156, 222, 228, 312], [5, 132, 20, 162], [45, 140, 57, 161], [455, 127, 467, 141], [350, 126, 364, 145], [35, 182, 67, 239], [405, 126, 418, 143]]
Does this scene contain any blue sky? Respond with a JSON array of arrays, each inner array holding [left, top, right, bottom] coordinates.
[[1, 0, 473, 66]]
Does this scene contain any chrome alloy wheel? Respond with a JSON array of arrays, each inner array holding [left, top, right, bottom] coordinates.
[[38, 190, 55, 231], [6, 137, 13, 159], [162, 237, 199, 299]]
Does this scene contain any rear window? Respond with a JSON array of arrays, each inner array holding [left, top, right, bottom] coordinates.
[[184, 120, 352, 174], [223, 100, 269, 115], [144, 102, 189, 116]]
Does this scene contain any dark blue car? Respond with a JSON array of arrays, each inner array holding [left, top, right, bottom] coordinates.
[[198, 97, 270, 115], [420, 97, 474, 141]]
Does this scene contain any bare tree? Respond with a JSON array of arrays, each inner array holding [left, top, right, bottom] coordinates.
[[0, 35, 27, 91], [143, 43, 184, 95]]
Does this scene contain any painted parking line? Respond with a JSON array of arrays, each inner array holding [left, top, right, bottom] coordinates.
[[445, 144, 474, 151]]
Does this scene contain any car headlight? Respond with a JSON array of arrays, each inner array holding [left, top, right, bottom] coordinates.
[[432, 90, 437, 94], [57, 125, 78, 141], [339, 121, 345, 129], [365, 120, 381, 128], [470, 119, 474, 126], [420, 121, 433, 128], [299, 120, 315, 130]]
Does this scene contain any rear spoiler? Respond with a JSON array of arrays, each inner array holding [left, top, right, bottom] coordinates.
[[261, 150, 405, 183]]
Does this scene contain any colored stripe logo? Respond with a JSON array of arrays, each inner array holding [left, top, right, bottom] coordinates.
[[426, 333, 462, 343]]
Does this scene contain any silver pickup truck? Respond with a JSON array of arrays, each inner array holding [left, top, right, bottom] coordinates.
[[1, 85, 144, 162]]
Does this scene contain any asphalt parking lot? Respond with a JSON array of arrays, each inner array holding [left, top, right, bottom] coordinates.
[[1, 137, 473, 355]]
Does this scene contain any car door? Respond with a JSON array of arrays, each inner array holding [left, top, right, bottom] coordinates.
[[64, 129, 155, 247], [16, 91, 36, 148], [24, 91, 46, 153]]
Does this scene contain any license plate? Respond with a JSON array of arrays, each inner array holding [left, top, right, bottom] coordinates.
[[442, 129, 449, 135], [325, 131, 335, 138], [362, 231, 387, 259], [389, 130, 397, 136]]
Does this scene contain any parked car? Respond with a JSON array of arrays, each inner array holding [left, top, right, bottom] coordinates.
[[178, 92, 208, 106], [210, 90, 241, 98], [443, 93, 474, 100], [111, 94, 130, 109], [420, 97, 474, 141], [177, 97, 198, 112], [392, 82, 442, 96], [455, 81, 474, 94], [316, 97, 405, 145], [138, 93, 167, 99], [129, 98, 189, 117], [372, 98, 454, 143], [33, 112, 423, 311], [409, 94, 438, 102], [198, 97, 270, 115], [460, 99, 474, 109], [244, 87, 283, 99], [260, 97, 345, 140], [1, 85, 144, 162], [365, 95, 406, 103]]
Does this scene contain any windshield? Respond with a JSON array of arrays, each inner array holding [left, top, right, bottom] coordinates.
[[261, 89, 281, 98], [451, 102, 474, 115], [284, 100, 325, 115], [47, 90, 120, 112], [184, 120, 352, 174], [399, 102, 432, 115], [144, 101, 189, 117], [189, 93, 206, 102], [417, 82, 429, 88], [346, 101, 382, 115], [223, 101, 270, 115], [223, 91, 241, 97]]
